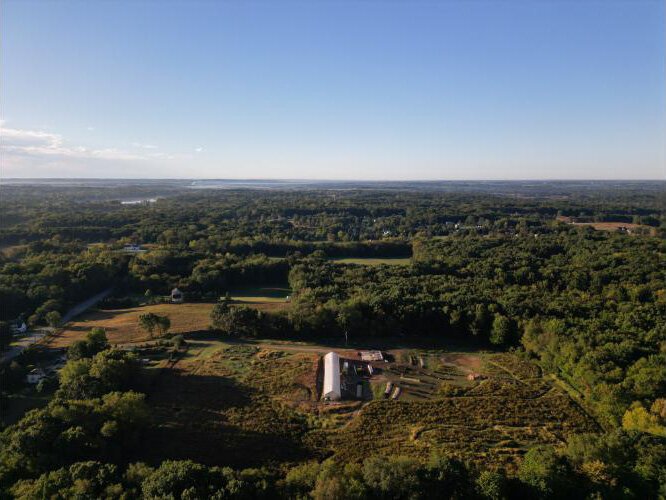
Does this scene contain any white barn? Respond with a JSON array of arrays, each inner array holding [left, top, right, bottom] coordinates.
[[323, 352, 341, 400]]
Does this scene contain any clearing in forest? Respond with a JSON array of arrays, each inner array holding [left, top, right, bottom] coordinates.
[[137, 342, 323, 468], [329, 257, 412, 266], [556, 216, 656, 235], [132, 340, 597, 471], [49, 302, 216, 347], [227, 286, 292, 312], [49, 290, 292, 348]]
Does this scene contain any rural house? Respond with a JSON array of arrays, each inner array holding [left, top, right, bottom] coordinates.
[[122, 244, 143, 253], [12, 321, 27, 334], [171, 288, 184, 303], [26, 368, 46, 384]]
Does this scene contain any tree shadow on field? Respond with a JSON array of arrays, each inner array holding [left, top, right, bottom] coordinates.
[[148, 370, 253, 411], [139, 423, 316, 468], [138, 371, 317, 467]]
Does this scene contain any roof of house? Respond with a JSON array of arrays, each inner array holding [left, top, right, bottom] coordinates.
[[360, 350, 384, 362], [323, 352, 341, 398]]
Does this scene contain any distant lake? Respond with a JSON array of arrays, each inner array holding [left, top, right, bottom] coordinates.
[[188, 180, 314, 189], [120, 198, 157, 205]]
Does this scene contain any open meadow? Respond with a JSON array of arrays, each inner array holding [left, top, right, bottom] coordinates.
[[48, 288, 291, 348], [48, 303, 216, 347], [555, 216, 657, 235], [130, 337, 598, 472], [329, 257, 412, 266], [136, 339, 324, 468]]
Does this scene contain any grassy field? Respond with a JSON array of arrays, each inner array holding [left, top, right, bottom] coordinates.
[[49, 303, 216, 347], [137, 341, 323, 468], [325, 350, 596, 470], [228, 286, 292, 311], [0, 244, 27, 259], [50, 287, 292, 348], [330, 257, 412, 266], [328, 387, 596, 471], [130, 340, 597, 471], [556, 216, 655, 235]]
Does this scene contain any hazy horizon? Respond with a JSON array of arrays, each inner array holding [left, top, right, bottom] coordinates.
[[2, 1, 665, 180], [2, 178, 664, 183]]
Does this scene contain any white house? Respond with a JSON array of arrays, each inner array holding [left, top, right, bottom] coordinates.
[[323, 352, 341, 401], [12, 322, 27, 334], [171, 288, 184, 303], [26, 368, 46, 384], [122, 244, 143, 253]]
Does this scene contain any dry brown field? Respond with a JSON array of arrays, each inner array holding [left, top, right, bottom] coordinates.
[[556, 216, 655, 234], [49, 303, 216, 347]]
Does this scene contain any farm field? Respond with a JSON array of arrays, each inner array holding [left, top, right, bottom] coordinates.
[[570, 222, 651, 232], [48, 288, 292, 348], [325, 350, 597, 470], [137, 340, 324, 468], [555, 216, 655, 234], [328, 387, 597, 471], [227, 286, 292, 311], [48, 303, 215, 347], [134, 338, 598, 471], [330, 257, 412, 266]]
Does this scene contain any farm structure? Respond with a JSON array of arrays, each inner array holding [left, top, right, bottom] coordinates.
[[359, 350, 384, 362], [323, 352, 376, 401], [131, 339, 597, 471], [122, 244, 144, 253], [26, 368, 46, 384], [323, 352, 341, 400], [11, 322, 27, 334], [171, 288, 184, 303]]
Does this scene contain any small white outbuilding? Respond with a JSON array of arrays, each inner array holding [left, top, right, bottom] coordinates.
[[323, 352, 341, 401], [171, 288, 184, 303], [26, 368, 46, 384]]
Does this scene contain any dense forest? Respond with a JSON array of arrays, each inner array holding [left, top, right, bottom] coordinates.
[[0, 181, 665, 499]]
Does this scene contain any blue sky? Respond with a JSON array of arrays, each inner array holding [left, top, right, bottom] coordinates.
[[1, 1, 664, 179]]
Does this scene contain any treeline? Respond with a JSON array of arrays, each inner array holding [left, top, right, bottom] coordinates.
[[0, 237, 412, 323], [189, 239, 412, 258], [6, 435, 666, 499], [0, 241, 126, 323], [2, 187, 665, 247], [0, 329, 148, 493]]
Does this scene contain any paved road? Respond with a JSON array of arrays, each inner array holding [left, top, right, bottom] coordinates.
[[0, 329, 50, 364], [0, 288, 113, 364]]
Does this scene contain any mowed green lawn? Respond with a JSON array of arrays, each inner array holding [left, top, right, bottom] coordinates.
[[228, 286, 291, 302], [330, 257, 411, 266]]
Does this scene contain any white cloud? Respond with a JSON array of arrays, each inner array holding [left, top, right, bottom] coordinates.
[[0, 122, 178, 163], [131, 142, 158, 150], [86, 126, 95, 131], [1, 123, 147, 161], [0, 122, 184, 177], [194, 147, 204, 153]]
